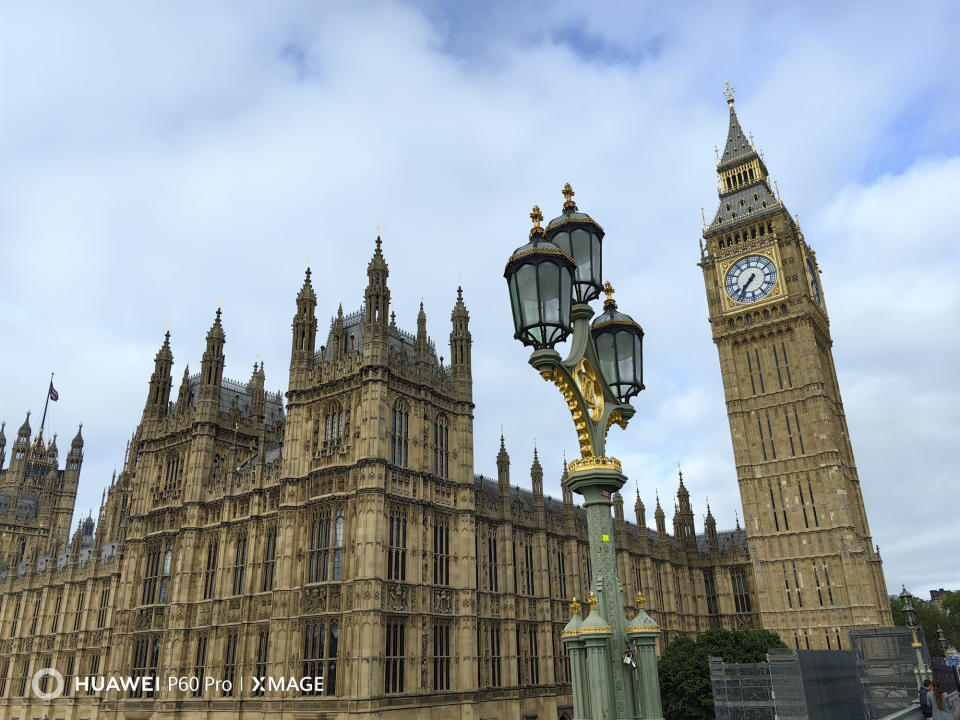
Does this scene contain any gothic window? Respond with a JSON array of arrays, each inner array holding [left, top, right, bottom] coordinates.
[[433, 620, 451, 691], [384, 619, 405, 694], [97, 586, 110, 628], [483, 527, 499, 592], [783, 566, 793, 609], [731, 567, 751, 613], [778, 484, 789, 531], [193, 634, 207, 697], [12, 658, 28, 696], [86, 654, 100, 695], [799, 480, 810, 528], [59, 655, 72, 696], [254, 629, 269, 696], [655, 567, 664, 610], [674, 570, 684, 613], [516, 623, 540, 685], [433, 516, 450, 586], [231, 534, 247, 596], [222, 631, 238, 696], [516, 533, 535, 596], [324, 402, 344, 446], [308, 506, 343, 583], [391, 401, 409, 467], [759, 420, 769, 462], [73, 588, 85, 631], [202, 539, 218, 600], [807, 478, 820, 527], [262, 525, 277, 592], [793, 563, 803, 607], [130, 634, 160, 697], [29, 594, 40, 635], [52, 590, 63, 632], [433, 415, 449, 478], [794, 409, 806, 454], [556, 543, 567, 599], [703, 569, 719, 615], [387, 507, 407, 581], [823, 562, 834, 606], [553, 623, 570, 683]]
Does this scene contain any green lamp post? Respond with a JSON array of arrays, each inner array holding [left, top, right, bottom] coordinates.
[[505, 185, 663, 720], [899, 584, 931, 688]]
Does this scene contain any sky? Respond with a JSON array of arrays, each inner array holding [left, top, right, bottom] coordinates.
[[1, 1, 958, 596]]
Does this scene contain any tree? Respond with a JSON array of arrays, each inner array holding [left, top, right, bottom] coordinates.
[[657, 628, 787, 720], [889, 591, 960, 657]]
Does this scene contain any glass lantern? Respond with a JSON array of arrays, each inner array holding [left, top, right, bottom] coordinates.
[[546, 183, 604, 304], [505, 206, 576, 349], [591, 282, 644, 402]]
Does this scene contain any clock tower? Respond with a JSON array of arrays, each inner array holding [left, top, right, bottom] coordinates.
[[698, 85, 891, 648]]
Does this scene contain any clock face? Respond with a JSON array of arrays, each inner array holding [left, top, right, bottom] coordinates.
[[725, 255, 777, 303], [806, 258, 822, 305]]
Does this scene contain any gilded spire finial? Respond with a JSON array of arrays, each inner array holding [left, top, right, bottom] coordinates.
[[774, 180, 780, 200], [602, 281, 616, 309], [570, 596, 581, 615], [587, 591, 598, 610], [529, 205, 544, 235], [700, 207, 706, 226], [636, 591, 646, 608], [562, 182, 576, 210], [724, 79, 735, 106]]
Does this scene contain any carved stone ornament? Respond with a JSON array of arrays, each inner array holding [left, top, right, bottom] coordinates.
[[386, 583, 408, 612], [304, 587, 326, 613], [433, 589, 452, 615]]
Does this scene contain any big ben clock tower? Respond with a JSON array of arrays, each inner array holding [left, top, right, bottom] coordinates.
[[699, 84, 891, 647]]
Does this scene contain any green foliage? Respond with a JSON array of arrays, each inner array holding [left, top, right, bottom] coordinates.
[[889, 591, 960, 658], [657, 628, 787, 720]]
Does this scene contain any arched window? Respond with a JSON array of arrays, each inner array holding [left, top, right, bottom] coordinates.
[[324, 402, 344, 446], [158, 546, 173, 603], [391, 401, 409, 467], [308, 505, 344, 582], [433, 415, 449, 479]]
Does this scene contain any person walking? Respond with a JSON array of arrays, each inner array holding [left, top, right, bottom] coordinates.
[[920, 679, 933, 719], [930, 680, 955, 720]]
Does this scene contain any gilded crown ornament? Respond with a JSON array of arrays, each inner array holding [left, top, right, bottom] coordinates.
[[587, 591, 598, 610], [570, 596, 581, 615], [562, 182, 576, 209], [529, 205, 544, 235], [636, 592, 646, 609]]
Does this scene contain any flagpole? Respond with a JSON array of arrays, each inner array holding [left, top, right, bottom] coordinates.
[[40, 372, 53, 434]]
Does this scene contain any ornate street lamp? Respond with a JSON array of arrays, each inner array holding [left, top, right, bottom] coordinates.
[[506, 185, 662, 720], [936, 625, 947, 652], [900, 584, 931, 688]]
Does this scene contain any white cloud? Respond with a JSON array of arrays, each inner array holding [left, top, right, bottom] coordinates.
[[0, 1, 958, 596]]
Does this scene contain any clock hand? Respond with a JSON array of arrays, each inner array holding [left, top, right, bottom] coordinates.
[[744, 272, 757, 290]]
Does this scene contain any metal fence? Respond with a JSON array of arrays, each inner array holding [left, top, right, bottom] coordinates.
[[849, 627, 926, 719], [710, 651, 808, 720], [932, 656, 959, 694]]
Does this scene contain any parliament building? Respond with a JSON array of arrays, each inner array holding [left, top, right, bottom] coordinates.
[[0, 95, 891, 720]]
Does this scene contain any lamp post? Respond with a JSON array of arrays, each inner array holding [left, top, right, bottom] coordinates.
[[505, 185, 663, 720], [899, 585, 931, 688]]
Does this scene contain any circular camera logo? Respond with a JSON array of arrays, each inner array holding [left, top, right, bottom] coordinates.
[[32, 667, 65, 700]]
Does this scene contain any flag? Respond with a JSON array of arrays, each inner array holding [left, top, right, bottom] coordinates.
[[48, 381, 59, 402]]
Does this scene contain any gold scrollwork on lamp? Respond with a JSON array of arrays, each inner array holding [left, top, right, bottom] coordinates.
[[574, 357, 604, 422], [540, 367, 594, 457]]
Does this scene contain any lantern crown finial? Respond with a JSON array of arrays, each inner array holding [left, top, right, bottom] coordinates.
[[530, 205, 544, 236], [724, 79, 735, 106], [587, 591, 598, 610], [562, 182, 576, 210], [602, 281, 616, 308], [570, 596, 581, 614], [636, 591, 646, 608]]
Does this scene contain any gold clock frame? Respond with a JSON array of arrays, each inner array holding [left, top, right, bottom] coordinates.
[[715, 245, 786, 314]]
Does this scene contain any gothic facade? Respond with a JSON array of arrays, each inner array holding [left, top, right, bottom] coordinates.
[[0, 94, 891, 720]]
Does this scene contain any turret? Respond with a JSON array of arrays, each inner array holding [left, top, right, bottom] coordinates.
[[415, 301, 429, 365], [531, 447, 544, 517], [198, 309, 226, 416], [67, 424, 83, 472], [331, 304, 345, 362], [613, 491, 624, 524], [291, 267, 318, 374], [248, 361, 266, 418], [449, 286, 472, 383], [675, 469, 696, 550], [496, 434, 510, 509], [363, 237, 390, 362], [11, 411, 31, 467], [176, 365, 192, 414], [654, 494, 666, 539], [561, 458, 574, 532], [145, 331, 174, 414], [0, 420, 5, 468], [706, 502, 719, 554], [634, 488, 646, 529]]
